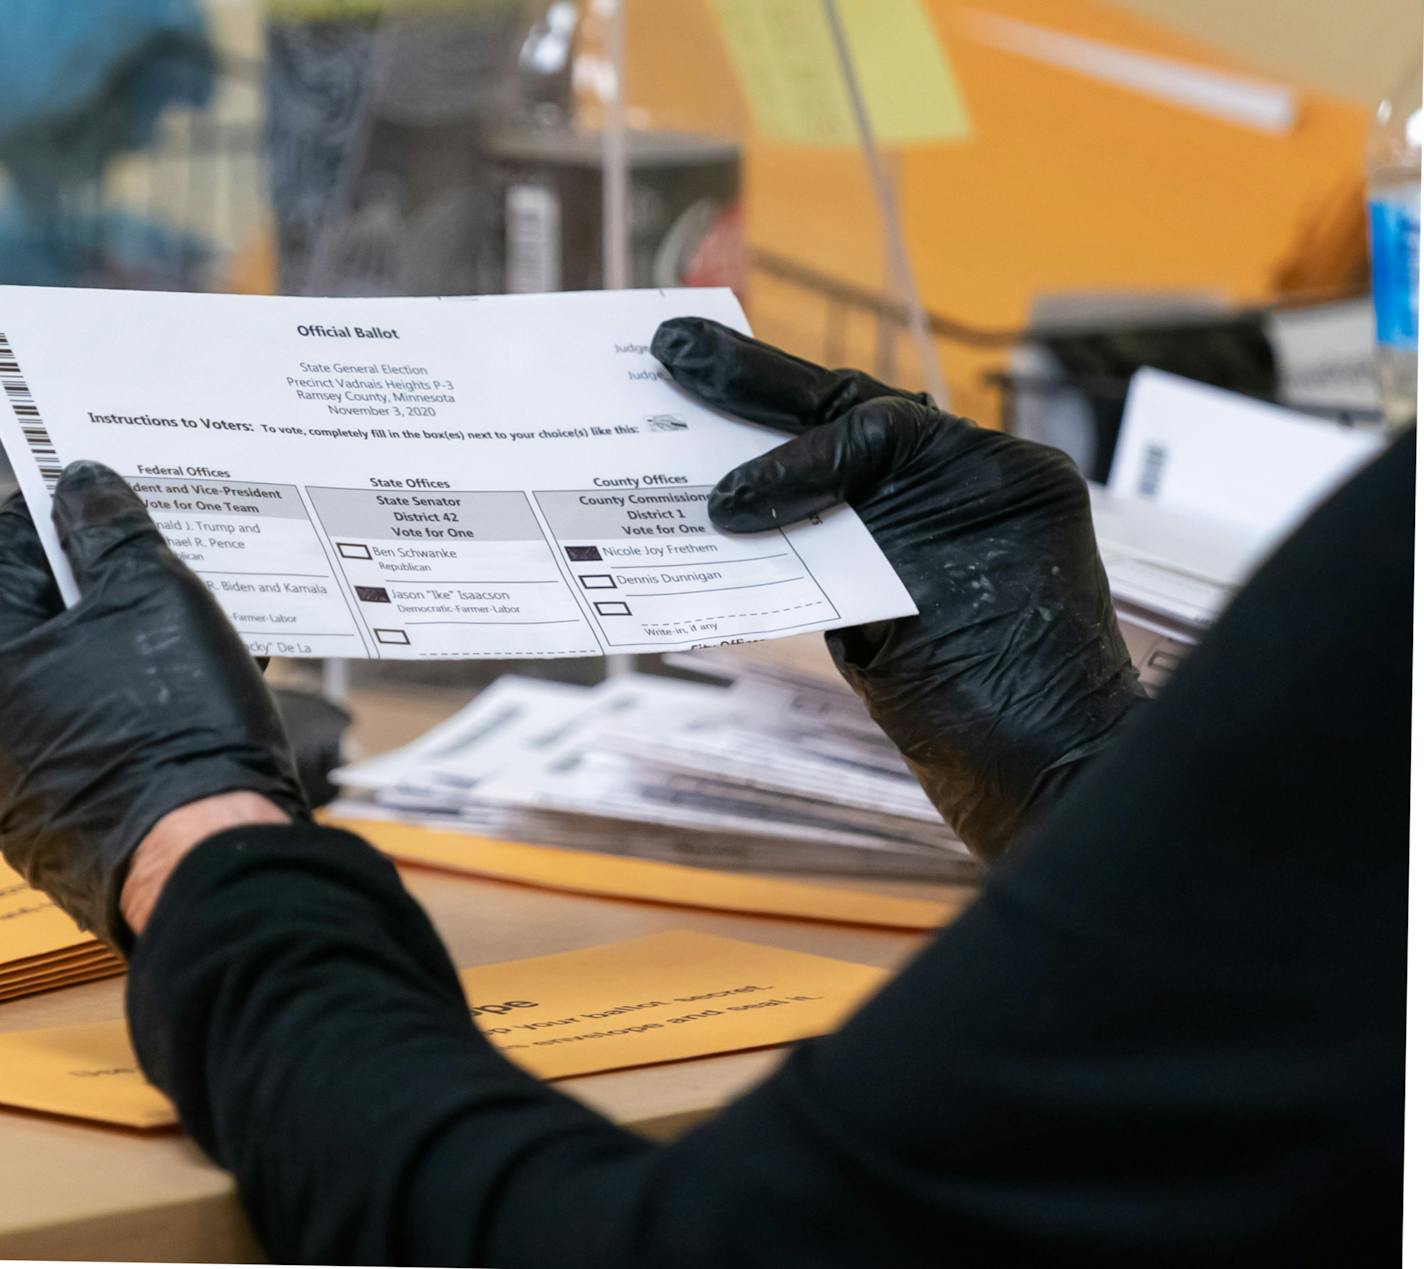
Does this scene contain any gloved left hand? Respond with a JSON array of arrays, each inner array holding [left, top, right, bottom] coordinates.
[[652, 318, 1146, 860], [0, 462, 308, 950]]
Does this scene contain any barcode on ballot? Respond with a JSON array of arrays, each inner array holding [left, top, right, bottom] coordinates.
[[0, 331, 60, 490], [1136, 442, 1169, 499]]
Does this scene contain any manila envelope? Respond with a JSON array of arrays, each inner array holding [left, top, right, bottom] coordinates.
[[0, 1020, 171, 1129], [0, 963, 126, 1003], [461, 930, 888, 1080], [0, 931, 889, 1129], [327, 815, 959, 931], [0, 862, 96, 963], [0, 947, 115, 983]]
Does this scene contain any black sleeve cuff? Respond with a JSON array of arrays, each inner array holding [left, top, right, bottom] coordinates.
[[126, 823, 470, 1156]]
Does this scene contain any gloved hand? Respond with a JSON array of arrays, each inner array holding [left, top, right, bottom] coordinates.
[[0, 462, 308, 950], [652, 319, 1147, 860]]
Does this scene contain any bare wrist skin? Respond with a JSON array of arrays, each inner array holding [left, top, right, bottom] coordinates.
[[121, 793, 291, 937]]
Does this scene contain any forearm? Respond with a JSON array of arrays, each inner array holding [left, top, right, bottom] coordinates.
[[121, 792, 290, 934], [126, 826, 657, 1266], [69, 436, 1419, 1267], [124, 823, 983, 1267]]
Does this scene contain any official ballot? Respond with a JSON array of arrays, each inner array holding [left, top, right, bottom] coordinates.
[[0, 932, 889, 1128], [0, 286, 915, 660]]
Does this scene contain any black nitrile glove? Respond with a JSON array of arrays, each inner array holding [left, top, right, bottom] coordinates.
[[0, 462, 308, 950], [653, 318, 1147, 860]]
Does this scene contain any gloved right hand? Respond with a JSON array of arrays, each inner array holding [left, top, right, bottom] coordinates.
[[654, 319, 1148, 860], [0, 462, 308, 950]]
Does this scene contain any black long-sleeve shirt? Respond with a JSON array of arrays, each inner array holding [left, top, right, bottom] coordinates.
[[126, 431, 1412, 1266]]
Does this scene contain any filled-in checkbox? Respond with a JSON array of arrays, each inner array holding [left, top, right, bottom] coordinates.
[[374, 628, 411, 645], [580, 574, 616, 590], [565, 545, 602, 562], [338, 542, 373, 560], [594, 600, 632, 617]]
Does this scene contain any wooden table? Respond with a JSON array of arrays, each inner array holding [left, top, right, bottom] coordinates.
[[0, 683, 974, 1261]]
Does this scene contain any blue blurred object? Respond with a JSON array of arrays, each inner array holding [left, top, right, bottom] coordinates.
[[0, 0, 214, 194], [0, 0, 215, 285], [0, 201, 210, 287]]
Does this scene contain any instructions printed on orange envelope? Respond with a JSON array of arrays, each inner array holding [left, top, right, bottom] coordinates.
[[0, 932, 888, 1128]]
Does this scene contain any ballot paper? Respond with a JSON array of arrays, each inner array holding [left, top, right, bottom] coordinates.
[[332, 672, 976, 879], [1085, 370, 1386, 691], [0, 932, 889, 1129], [0, 285, 915, 660]]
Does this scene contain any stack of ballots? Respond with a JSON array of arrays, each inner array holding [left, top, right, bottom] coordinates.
[[331, 654, 977, 880], [0, 861, 125, 1002]]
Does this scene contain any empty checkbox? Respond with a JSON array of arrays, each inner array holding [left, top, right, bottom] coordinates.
[[580, 574, 616, 590], [374, 628, 411, 645], [594, 600, 631, 617], [338, 542, 373, 561]]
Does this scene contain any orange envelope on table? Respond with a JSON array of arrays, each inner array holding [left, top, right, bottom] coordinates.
[[0, 862, 125, 1001], [464, 929, 888, 1080], [0, 931, 889, 1129], [328, 814, 962, 931]]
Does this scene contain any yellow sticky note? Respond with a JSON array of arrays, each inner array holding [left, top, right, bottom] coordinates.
[[839, 0, 972, 145], [461, 930, 887, 1080], [327, 815, 960, 931], [0, 932, 887, 1128], [712, 0, 971, 146], [713, 0, 855, 145]]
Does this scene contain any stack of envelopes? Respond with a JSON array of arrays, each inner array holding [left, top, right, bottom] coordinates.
[[330, 656, 979, 881], [0, 861, 125, 1002]]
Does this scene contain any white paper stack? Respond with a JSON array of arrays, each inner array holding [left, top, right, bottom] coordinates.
[[331, 663, 977, 880]]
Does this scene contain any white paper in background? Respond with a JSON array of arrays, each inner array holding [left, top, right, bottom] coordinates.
[[606, 722, 941, 822], [474, 675, 728, 808], [1264, 299, 1380, 415], [0, 286, 916, 660], [1111, 369, 1384, 551], [333, 676, 589, 795], [333, 672, 966, 862], [336, 674, 721, 807], [479, 677, 958, 854], [1089, 485, 1256, 632]]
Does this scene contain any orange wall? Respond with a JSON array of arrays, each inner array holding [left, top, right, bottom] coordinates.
[[614, 0, 1369, 422]]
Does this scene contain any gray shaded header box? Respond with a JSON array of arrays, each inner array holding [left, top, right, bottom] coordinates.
[[128, 477, 309, 520], [534, 486, 714, 540], [306, 486, 545, 542]]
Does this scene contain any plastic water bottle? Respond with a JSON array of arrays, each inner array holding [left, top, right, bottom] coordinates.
[[1366, 60, 1421, 428]]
